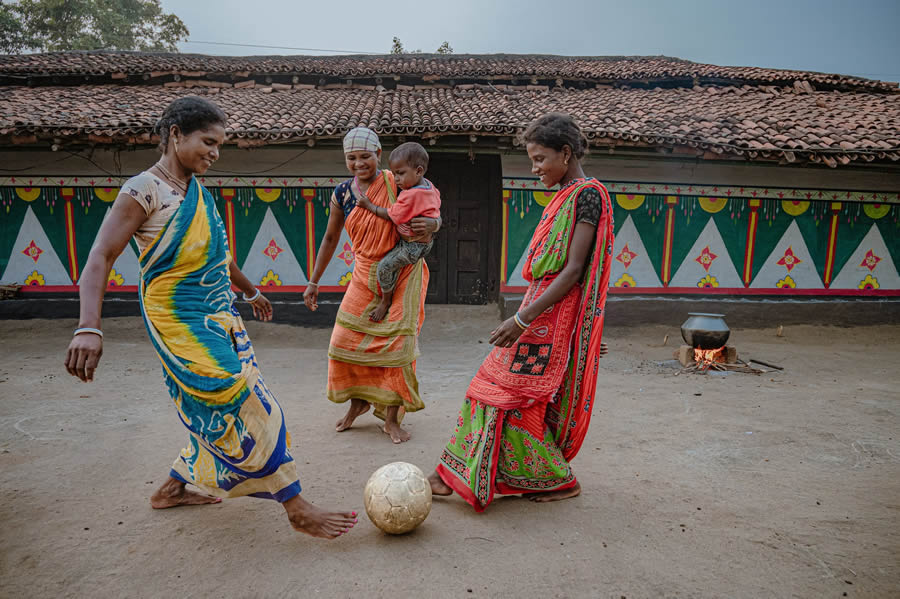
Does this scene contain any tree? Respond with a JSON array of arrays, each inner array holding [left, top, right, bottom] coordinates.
[[390, 37, 453, 55], [0, 2, 35, 53], [0, 0, 188, 54]]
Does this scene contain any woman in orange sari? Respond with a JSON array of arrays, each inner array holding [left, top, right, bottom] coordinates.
[[429, 113, 613, 510], [304, 128, 440, 443]]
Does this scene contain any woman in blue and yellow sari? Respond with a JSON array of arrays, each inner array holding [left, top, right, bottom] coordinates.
[[429, 113, 614, 511], [65, 97, 357, 539]]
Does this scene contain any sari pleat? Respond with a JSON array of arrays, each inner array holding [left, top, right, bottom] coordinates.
[[140, 178, 300, 502], [327, 171, 428, 414]]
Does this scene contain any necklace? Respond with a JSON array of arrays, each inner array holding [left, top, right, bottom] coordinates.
[[154, 161, 189, 191]]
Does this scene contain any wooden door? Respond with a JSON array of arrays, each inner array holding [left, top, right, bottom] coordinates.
[[423, 153, 501, 304]]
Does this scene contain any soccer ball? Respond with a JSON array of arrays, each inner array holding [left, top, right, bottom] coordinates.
[[363, 462, 432, 534]]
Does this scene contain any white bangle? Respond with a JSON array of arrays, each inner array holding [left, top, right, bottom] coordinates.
[[307, 281, 319, 287], [513, 312, 529, 330], [242, 288, 262, 302], [74, 327, 103, 338]]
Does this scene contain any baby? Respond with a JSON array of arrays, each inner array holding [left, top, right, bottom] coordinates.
[[357, 142, 441, 322]]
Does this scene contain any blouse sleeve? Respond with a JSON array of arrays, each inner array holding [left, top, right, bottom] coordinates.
[[121, 173, 159, 217], [332, 180, 356, 217], [574, 186, 603, 227]]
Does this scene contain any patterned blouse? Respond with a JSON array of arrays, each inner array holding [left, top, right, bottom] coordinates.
[[330, 178, 359, 217], [574, 182, 604, 228]]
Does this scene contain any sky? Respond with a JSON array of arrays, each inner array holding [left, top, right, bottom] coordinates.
[[160, 0, 900, 81]]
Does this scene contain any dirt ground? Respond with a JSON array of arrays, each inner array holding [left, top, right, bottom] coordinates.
[[1, 307, 898, 599]]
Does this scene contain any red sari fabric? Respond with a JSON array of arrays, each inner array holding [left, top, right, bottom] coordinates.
[[470, 177, 614, 459], [437, 178, 614, 511]]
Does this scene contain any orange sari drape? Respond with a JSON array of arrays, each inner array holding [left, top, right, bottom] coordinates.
[[326, 171, 429, 414]]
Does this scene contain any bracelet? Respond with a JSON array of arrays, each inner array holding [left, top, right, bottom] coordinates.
[[513, 312, 529, 330], [74, 327, 103, 338], [307, 281, 319, 288], [242, 288, 262, 302]]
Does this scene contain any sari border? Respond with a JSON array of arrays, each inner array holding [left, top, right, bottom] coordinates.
[[436, 463, 487, 513], [334, 258, 424, 337], [496, 471, 577, 494], [327, 338, 419, 367], [326, 372, 424, 412], [169, 461, 301, 503]]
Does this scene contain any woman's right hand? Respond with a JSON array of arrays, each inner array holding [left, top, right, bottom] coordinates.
[[303, 283, 319, 311], [65, 333, 103, 382]]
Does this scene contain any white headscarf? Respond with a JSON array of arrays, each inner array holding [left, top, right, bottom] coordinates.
[[342, 127, 381, 153]]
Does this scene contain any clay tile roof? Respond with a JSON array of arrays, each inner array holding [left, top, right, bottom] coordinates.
[[1, 52, 899, 167], [1, 50, 896, 92]]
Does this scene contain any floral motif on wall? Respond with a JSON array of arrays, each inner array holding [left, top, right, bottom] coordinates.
[[776, 275, 796, 289], [858, 274, 879, 290], [21, 240, 43, 263], [616, 244, 638, 269], [776, 247, 802, 272], [860, 249, 881, 272], [24, 270, 45, 286], [614, 273, 636, 288], [260, 270, 282, 286], [107, 268, 124, 287], [697, 274, 718, 288], [262, 239, 283, 261], [694, 246, 718, 272], [337, 242, 354, 266]]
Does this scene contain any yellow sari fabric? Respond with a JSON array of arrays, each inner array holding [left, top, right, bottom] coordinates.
[[326, 171, 428, 413]]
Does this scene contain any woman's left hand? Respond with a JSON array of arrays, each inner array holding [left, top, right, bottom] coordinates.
[[409, 216, 440, 236], [489, 317, 525, 348], [599, 342, 608, 357], [250, 293, 273, 321]]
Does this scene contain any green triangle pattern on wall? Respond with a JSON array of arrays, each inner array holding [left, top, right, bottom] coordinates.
[[0, 188, 29, 275]]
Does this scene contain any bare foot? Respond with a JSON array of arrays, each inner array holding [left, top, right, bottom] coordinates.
[[283, 495, 358, 539], [428, 471, 453, 496], [369, 300, 390, 322], [527, 481, 582, 503], [150, 476, 222, 509], [383, 419, 411, 444], [335, 399, 370, 432]]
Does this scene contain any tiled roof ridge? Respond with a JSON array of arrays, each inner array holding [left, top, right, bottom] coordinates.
[[1, 50, 895, 92], [2, 84, 899, 168]]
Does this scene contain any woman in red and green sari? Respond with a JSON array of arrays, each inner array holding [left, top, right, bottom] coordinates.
[[429, 113, 614, 511]]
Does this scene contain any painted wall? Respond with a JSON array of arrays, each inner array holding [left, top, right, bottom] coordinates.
[[0, 180, 354, 292], [2, 148, 899, 298], [501, 153, 900, 296], [501, 179, 900, 295]]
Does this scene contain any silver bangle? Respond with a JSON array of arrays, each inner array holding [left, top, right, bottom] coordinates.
[[242, 288, 262, 302], [513, 312, 529, 330], [74, 327, 103, 338], [307, 281, 319, 287]]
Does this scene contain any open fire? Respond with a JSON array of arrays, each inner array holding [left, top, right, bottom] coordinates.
[[676, 313, 766, 375], [674, 343, 763, 375], [694, 346, 727, 365]]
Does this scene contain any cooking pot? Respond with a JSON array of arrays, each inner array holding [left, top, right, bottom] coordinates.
[[681, 313, 730, 349]]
